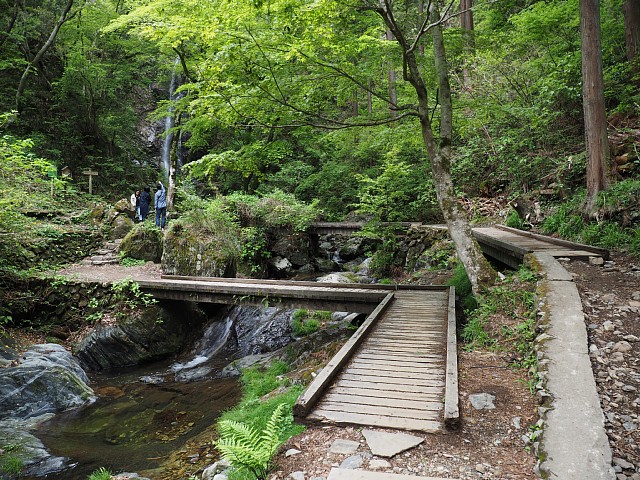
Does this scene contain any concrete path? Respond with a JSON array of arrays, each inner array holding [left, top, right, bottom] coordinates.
[[327, 469, 456, 480], [531, 252, 615, 479]]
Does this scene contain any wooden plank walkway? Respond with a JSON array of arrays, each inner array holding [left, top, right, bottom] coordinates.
[[136, 277, 393, 313], [295, 288, 456, 433], [473, 225, 608, 268]]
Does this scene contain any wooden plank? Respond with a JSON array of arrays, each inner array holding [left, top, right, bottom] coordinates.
[[293, 293, 395, 418], [322, 392, 442, 411], [349, 357, 442, 368], [339, 373, 444, 387], [496, 224, 609, 259], [328, 467, 456, 480], [356, 352, 443, 363], [333, 378, 443, 394], [346, 361, 442, 374], [309, 409, 441, 432], [327, 386, 440, 401], [342, 366, 443, 380], [316, 401, 441, 420], [444, 286, 460, 429]]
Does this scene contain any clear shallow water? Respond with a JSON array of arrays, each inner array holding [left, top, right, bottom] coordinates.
[[26, 359, 240, 480]]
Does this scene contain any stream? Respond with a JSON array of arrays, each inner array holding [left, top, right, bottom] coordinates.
[[18, 310, 248, 480], [23, 359, 240, 480]]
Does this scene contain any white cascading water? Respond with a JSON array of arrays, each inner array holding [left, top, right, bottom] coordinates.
[[161, 61, 179, 179]]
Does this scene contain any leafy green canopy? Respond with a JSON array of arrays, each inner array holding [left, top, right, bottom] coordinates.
[[451, 0, 628, 195]]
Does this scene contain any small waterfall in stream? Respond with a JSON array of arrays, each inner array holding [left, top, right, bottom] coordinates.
[[161, 61, 180, 179]]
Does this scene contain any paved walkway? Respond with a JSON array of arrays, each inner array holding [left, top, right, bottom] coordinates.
[[531, 252, 615, 479]]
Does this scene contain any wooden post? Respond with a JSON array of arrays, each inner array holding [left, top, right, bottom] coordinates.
[[82, 170, 98, 194], [47, 167, 57, 198]]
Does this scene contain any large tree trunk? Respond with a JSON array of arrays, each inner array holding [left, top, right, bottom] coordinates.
[[580, 0, 610, 213], [623, 0, 640, 62], [375, 0, 495, 295], [15, 0, 75, 112], [430, 3, 495, 294]]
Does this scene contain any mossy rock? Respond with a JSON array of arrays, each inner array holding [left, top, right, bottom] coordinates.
[[110, 214, 134, 240], [120, 223, 163, 262], [161, 221, 238, 277]]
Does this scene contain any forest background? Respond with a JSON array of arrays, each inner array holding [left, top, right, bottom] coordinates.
[[1, 0, 639, 268]]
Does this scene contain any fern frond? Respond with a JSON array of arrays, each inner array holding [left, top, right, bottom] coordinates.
[[214, 403, 291, 480]]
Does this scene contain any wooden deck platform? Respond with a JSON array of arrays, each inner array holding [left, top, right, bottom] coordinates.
[[294, 287, 458, 433]]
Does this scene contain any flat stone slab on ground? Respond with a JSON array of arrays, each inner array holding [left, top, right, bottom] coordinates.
[[468, 392, 496, 410], [327, 468, 459, 480], [362, 429, 424, 458], [329, 438, 360, 455]]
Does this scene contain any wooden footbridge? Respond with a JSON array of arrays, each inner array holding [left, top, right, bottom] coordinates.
[[130, 224, 607, 434]]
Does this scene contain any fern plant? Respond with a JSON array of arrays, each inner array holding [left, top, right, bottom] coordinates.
[[215, 403, 289, 480]]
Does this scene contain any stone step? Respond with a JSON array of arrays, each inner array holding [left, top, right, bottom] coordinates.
[[91, 258, 119, 266], [327, 469, 457, 480]]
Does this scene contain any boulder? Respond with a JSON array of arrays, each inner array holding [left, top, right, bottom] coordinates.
[[270, 233, 312, 267], [161, 221, 238, 277], [120, 223, 163, 262], [0, 344, 94, 421], [110, 214, 135, 240], [268, 256, 293, 278], [74, 304, 207, 371]]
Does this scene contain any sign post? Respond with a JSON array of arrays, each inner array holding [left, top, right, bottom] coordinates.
[[47, 167, 57, 198], [82, 170, 98, 194]]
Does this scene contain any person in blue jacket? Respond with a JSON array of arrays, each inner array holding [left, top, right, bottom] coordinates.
[[155, 181, 167, 229]]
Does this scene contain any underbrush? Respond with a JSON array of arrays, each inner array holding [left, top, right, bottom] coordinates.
[[541, 180, 640, 255], [214, 361, 305, 480], [459, 265, 539, 392]]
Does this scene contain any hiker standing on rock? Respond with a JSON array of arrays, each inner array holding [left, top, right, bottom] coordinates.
[[155, 181, 167, 230], [140, 186, 151, 221]]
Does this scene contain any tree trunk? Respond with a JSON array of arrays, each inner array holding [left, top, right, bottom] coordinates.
[[623, 0, 640, 62], [430, 3, 494, 294], [580, 0, 610, 213], [460, 0, 475, 87], [375, 1, 495, 295], [385, 29, 397, 123], [15, 0, 75, 112], [0, 0, 21, 49]]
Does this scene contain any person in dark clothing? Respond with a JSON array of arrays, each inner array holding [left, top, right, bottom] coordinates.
[[140, 186, 152, 221]]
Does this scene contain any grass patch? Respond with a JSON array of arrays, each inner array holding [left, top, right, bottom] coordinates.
[[461, 265, 539, 392], [291, 309, 330, 336], [87, 467, 112, 480]]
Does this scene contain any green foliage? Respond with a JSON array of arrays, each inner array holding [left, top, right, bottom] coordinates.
[[541, 180, 640, 255], [216, 360, 305, 480], [355, 156, 437, 222], [291, 309, 323, 336], [0, 443, 23, 476], [118, 252, 147, 267], [111, 278, 157, 308], [226, 191, 320, 233], [461, 266, 538, 390], [505, 209, 530, 230], [368, 234, 399, 278], [216, 403, 289, 480], [240, 227, 271, 275], [447, 264, 477, 310], [87, 467, 112, 480]]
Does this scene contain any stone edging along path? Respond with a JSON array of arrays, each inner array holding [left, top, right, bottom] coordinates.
[[529, 252, 615, 479]]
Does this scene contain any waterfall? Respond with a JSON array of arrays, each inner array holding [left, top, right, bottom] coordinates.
[[161, 61, 179, 179]]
